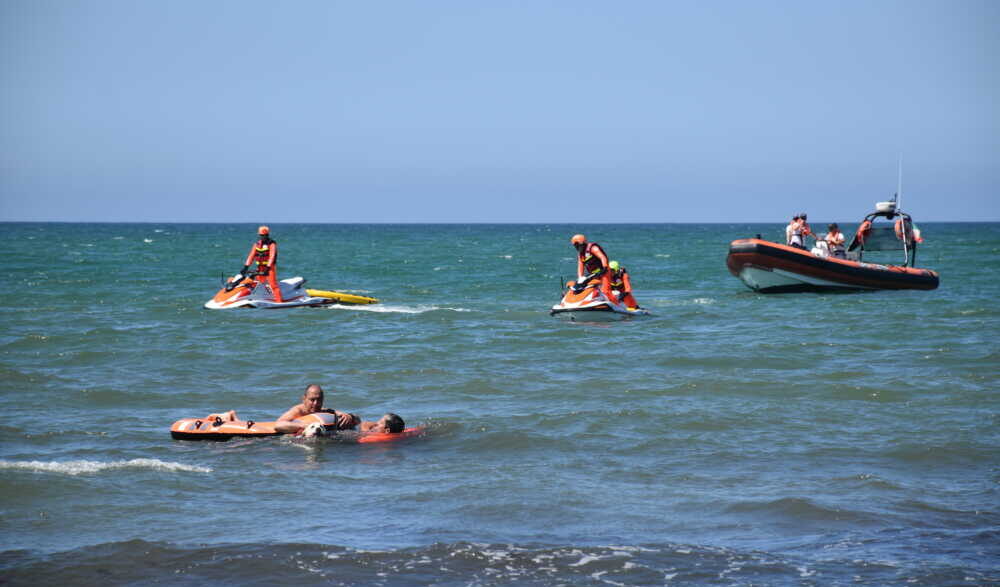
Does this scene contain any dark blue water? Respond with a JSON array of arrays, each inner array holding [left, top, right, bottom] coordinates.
[[1, 222, 997, 585]]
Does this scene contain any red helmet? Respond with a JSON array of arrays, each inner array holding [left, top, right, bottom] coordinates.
[[570, 234, 586, 245]]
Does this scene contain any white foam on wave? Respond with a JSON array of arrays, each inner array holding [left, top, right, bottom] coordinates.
[[327, 304, 472, 314], [143, 238, 154, 243], [0, 458, 212, 475]]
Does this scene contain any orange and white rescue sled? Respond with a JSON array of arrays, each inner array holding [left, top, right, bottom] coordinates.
[[170, 412, 424, 443]]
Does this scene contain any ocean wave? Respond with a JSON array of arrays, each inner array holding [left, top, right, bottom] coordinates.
[[326, 304, 472, 314], [725, 497, 872, 523], [0, 539, 990, 586], [0, 458, 212, 476]]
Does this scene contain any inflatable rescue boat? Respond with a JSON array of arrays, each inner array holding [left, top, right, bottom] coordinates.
[[205, 274, 378, 309], [726, 200, 939, 293], [170, 412, 424, 442], [550, 281, 650, 321]]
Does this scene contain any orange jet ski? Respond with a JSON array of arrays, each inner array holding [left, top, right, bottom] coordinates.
[[550, 280, 650, 321], [170, 412, 424, 442], [205, 272, 378, 309]]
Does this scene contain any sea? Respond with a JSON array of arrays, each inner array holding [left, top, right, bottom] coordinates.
[[0, 222, 997, 586]]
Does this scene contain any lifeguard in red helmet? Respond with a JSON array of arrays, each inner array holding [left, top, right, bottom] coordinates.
[[570, 234, 613, 298], [241, 225, 283, 303], [608, 261, 640, 309]]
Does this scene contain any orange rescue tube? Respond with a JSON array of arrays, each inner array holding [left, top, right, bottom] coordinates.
[[357, 427, 426, 444]]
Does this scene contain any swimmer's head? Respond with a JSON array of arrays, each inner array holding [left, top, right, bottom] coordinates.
[[378, 413, 405, 434]]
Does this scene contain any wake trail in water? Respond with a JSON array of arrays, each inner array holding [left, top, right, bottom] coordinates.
[[0, 458, 212, 475], [327, 304, 472, 314]]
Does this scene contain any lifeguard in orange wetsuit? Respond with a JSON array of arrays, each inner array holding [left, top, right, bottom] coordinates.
[[571, 234, 613, 298], [608, 261, 640, 309], [242, 225, 283, 302]]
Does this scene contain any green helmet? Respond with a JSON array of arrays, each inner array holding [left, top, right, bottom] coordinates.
[[609, 260, 620, 271]]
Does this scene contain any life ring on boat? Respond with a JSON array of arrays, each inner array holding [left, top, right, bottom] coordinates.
[[856, 220, 872, 244]]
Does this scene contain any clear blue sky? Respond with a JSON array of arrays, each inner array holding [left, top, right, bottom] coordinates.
[[1, 1, 996, 222]]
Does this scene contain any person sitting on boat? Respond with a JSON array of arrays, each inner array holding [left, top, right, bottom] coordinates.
[[788, 213, 812, 249], [360, 413, 406, 435], [608, 260, 640, 309], [571, 234, 613, 298], [823, 223, 846, 258], [240, 225, 283, 303], [273, 384, 359, 435]]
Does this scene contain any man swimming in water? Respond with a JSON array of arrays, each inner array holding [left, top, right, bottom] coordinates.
[[274, 384, 359, 435]]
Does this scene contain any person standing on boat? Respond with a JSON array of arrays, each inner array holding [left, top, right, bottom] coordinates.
[[571, 234, 613, 298], [785, 214, 798, 246], [787, 214, 812, 249], [241, 225, 283, 303], [823, 223, 846, 258], [608, 260, 640, 309]]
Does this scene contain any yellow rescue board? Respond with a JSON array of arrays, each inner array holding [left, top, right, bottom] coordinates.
[[305, 289, 379, 305]]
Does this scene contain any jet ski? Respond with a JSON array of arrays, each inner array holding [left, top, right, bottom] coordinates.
[[550, 280, 651, 321], [205, 273, 379, 309]]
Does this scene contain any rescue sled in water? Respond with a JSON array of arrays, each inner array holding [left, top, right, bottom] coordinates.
[[205, 273, 378, 309], [550, 281, 650, 321], [726, 200, 939, 293], [170, 412, 424, 442]]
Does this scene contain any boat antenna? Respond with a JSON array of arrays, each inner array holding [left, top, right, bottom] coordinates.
[[896, 155, 903, 212]]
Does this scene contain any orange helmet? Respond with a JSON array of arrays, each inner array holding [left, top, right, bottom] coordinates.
[[258, 225, 270, 235], [570, 234, 586, 245]]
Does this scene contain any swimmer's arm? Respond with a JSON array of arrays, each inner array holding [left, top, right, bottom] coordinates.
[[277, 406, 302, 422], [337, 412, 360, 429], [274, 420, 304, 434]]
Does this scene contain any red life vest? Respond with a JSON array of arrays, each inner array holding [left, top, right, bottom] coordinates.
[[580, 242, 606, 274], [252, 239, 277, 268]]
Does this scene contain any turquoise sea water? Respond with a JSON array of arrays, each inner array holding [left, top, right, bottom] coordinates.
[[0, 222, 997, 585]]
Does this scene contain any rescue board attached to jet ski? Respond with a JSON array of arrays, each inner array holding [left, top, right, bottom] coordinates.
[[170, 412, 424, 442], [205, 274, 378, 309], [550, 281, 650, 321]]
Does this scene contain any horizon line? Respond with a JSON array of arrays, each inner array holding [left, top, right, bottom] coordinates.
[[1, 219, 998, 225]]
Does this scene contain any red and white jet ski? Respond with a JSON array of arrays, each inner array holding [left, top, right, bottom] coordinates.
[[550, 280, 650, 321], [205, 273, 378, 309]]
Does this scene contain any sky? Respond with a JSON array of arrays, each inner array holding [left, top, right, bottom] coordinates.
[[0, 0, 996, 223]]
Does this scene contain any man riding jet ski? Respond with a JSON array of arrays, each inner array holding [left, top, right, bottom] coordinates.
[[242, 225, 282, 302], [551, 235, 650, 320], [570, 234, 613, 298], [204, 225, 379, 309]]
